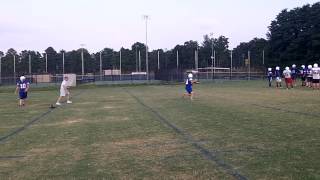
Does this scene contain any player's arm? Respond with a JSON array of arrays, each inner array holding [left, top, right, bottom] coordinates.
[[14, 85, 19, 94], [25, 83, 30, 92], [192, 80, 199, 84]]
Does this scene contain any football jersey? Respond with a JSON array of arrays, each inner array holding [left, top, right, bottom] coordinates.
[[283, 70, 291, 78], [312, 67, 320, 79], [302, 68, 308, 76], [185, 78, 192, 88], [17, 80, 29, 92], [60, 80, 68, 91], [307, 69, 313, 77], [275, 70, 281, 78], [267, 71, 273, 77], [291, 68, 297, 75]]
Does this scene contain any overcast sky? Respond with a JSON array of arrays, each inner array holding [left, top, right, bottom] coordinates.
[[1, 0, 319, 53]]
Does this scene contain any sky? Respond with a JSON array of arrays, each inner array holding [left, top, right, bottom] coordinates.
[[1, 0, 319, 53]]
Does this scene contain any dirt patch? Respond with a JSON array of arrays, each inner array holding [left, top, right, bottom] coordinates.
[[102, 106, 115, 109], [34, 118, 83, 127], [94, 135, 186, 163]]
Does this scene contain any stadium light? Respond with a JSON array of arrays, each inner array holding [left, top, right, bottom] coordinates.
[[143, 15, 149, 80]]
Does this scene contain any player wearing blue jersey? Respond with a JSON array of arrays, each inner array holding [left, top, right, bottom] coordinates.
[[14, 76, 30, 106], [291, 64, 297, 86], [300, 65, 307, 86], [267, 68, 273, 87], [275, 66, 282, 88], [183, 73, 196, 100]]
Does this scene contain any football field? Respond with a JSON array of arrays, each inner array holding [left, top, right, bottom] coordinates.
[[0, 81, 319, 179]]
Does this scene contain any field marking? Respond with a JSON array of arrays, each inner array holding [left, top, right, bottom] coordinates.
[[251, 103, 320, 117], [204, 92, 320, 118], [0, 156, 25, 160], [124, 89, 247, 180], [0, 91, 84, 144]]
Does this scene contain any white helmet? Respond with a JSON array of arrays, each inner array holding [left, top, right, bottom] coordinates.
[[20, 76, 26, 81], [276, 66, 280, 70], [292, 64, 296, 68], [268, 68, 272, 71], [314, 63, 318, 68], [301, 65, 305, 68], [285, 67, 290, 70], [188, 73, 193, 79], [308, 65, 312, 69]]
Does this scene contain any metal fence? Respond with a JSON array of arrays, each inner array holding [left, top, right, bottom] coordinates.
[[0, 70, 265, 87]]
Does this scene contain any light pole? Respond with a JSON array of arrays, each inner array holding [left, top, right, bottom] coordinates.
[[13, 54, 16, 81], [80, 44, 85, 77], [100, 50, 103, 80], [210, 33, 215, 79], [138, 50, 141, 72], [157, 50, 160, 70], [62, 51, 65, 74], [262, 49, 265, 65], [0, 54, 2, 84], [248, 50, 251, 80], [135, 45, 138, 72], [119, 49, 122, 80], [143, 15, 149, 80], [230, 50, 233, 79], [29, 54, 31, 76], [45, 53, 48, 73], [195, 46, 199, 71], [176, 50, 179, 72]]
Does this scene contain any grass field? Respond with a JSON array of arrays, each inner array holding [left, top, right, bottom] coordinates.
[[0, 81, 319, 179]]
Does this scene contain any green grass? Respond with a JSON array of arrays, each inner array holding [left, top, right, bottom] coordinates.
[[0, 80, 319, 179]]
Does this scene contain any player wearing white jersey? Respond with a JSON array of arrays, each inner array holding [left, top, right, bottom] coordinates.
[[283, 67, 293, 89], [56, 76, 72, 105], [312, 63, 320, 90]]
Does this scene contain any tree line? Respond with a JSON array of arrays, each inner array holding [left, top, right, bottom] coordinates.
[[0, 2, 319, 77]]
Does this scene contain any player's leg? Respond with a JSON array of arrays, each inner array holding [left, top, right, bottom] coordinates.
[[66, 93, 72, 104], [56, 96, 63, 105]]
